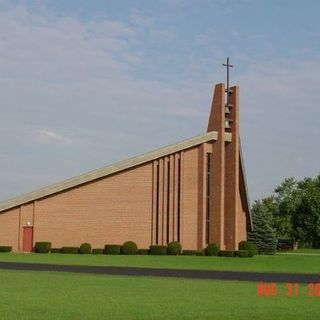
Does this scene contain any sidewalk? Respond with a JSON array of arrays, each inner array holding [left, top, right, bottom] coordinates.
[[0, 261, 319, 283]]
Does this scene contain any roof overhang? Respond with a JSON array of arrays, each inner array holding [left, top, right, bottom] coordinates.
[[0, 131, 219, 212]]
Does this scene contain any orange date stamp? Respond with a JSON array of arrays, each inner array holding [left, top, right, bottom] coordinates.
[[257, 282, 320, 297]]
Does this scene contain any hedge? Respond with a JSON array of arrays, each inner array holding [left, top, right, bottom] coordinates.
[[0, 246, 12, 252], [121, 241, 138, 255], [92, 248, 104, 254], [104, 244, 121, 255], [137, 249, 149, 255], [218, 250, 235, 257], [50, 248, 61, 253], [237, 250, 250, 258], [182, 250, 197, 256], [79, 243, 92, 254], [205, 243, 219, 256], [149, 245, 167, 255], [196, 250, 205, 256], [35, 242, 51, 253], [167, 241, 182, 255], [238, 241, 257, 257], [60, 247, 79, 254]]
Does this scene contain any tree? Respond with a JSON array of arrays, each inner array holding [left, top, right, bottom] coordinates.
[[272, 177, 298, 239], [258, 174, 320, 248], [292, 176, 320, 248], [248, 199, 278, 254]]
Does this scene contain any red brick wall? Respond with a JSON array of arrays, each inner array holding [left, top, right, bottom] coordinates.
[[0, 208, 20, 251], [33, 163, 153, 249], [181, 147, 200, 250]]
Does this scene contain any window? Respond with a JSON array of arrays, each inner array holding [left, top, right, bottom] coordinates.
[[177, 158, 181, 242], [206, 153, 212, 244], [156, 163, 160, 244], [166, 163, 170, 244]]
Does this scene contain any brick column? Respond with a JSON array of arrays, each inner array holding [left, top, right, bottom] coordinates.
[[224, 86, 240, 250], [207, 83, 225, 249]]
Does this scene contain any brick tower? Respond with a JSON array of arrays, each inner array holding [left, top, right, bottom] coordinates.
[[207, 82, 247, 250]]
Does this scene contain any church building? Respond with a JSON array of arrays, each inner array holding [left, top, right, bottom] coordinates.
[[0, 82, 252, 252]]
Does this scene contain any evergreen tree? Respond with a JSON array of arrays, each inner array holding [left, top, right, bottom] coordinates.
[[248, 199, 278, 254]]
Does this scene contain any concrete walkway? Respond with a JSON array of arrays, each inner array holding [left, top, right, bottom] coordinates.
[[0, 261, 319, 283]]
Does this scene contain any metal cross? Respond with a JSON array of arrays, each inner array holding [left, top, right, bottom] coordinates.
[[222, 57, 233, 103]]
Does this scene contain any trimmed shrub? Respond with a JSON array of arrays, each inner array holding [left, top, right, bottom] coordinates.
[[121, 241, 138, 255], [35, 242, 51, 253], [50, 248, 61, 253], [79, 243, 92, 254], [182, 250, 197, 256], [196, 250, 205, 256], [104, 244, 121, 255], [218, 250, 235, 257], [237, 250, 250, 258], [60, 247, 79, 254], [0, 246, 12, 252], [137, 249, 149, 255], [92, 248, 104, 254], [205, 243, 219, 256], [149, 245, 167, 255], [167, 241, 182, 255], [239, 241, 258, 257]]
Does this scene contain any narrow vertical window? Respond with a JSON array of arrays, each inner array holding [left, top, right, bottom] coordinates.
[[206, 153, 212, 244], [166, 162, 170, 244], [156, 164, 160, 244], [177, 158, 181, 242]]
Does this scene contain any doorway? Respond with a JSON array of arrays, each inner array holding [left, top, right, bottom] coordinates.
[[23, 227, 33, 252]]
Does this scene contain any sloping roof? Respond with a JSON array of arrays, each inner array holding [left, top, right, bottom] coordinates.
[[239, 139, 253, 231], [0, 131, 218, 213]]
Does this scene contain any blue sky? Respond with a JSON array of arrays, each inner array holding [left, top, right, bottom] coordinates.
[[0, 0, 319, 201]]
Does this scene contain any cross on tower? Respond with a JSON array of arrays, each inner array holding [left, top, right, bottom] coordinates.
[[223, 57, 234, 131], [222, 57, 233, 98]]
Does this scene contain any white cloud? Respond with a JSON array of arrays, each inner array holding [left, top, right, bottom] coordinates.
[[0, 1, 207, 201], [0, 1, 319, 204]]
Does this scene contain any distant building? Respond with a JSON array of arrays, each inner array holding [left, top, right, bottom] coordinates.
[[0, 83, 252, 252]]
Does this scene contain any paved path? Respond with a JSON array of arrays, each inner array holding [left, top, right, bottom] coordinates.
[[0, 261, 319, 283]]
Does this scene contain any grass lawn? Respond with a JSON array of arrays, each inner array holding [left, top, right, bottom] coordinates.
[[0, 269, 319, 320], [293, 249, 320, 254], [0, 252, 320, 274]]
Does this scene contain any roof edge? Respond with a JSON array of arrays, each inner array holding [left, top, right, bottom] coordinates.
[[239, 139, 253, 231], [0, 131, 218, 212]]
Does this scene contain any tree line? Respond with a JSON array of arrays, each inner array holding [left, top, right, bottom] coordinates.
[[248, 175, 320, 253]]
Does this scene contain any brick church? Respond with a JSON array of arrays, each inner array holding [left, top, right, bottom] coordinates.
[[0, 82, 252, 252]]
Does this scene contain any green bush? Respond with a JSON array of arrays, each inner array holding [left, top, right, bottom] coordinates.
[[167, 241, 182, 255], [92, 248, 104, 254], [238, 241, 257, 257], [205, 243, 219, 256], [79, 243, 92, 254], [137, 249, 149, 255], [0, 246, 12, 252], [218, 250, 235, 257], [121, 241, 138, 255], [149, 245, 167, 255], [35, 242, 51, 253], [60, 247, 79, 254], [104, 244, 121, 255], [237, 250, 251, 258], [196, 250, 205, 256], [50, 248, 61, 253], [182, 250, 197, 256]]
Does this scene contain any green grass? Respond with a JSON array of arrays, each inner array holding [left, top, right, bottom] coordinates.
[[295, 249, 320, 254], [0, 252, 320, 274], [0, 269, 319, 320]]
